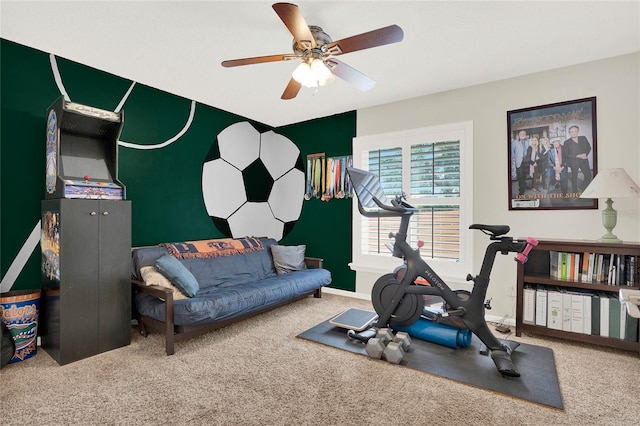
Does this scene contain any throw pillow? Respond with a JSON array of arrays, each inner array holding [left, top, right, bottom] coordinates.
[[140, 266, 188, 300], [154, 255, 199, 297], [270, 245, 307, 275]]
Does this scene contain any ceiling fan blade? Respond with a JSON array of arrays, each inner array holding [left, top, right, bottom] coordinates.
[[272, 2, 316, 49], [221, 54, 298, 68], [281, 78, 302, 100], [326, 24, 404, 56], [326, 59, 375, 91]]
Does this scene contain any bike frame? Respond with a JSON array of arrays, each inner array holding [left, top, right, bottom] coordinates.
[[356, 195, 537, 376], [376, 212, 528, 355]]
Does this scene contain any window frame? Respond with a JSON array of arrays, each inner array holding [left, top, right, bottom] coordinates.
[[350, 121, 474, 282]]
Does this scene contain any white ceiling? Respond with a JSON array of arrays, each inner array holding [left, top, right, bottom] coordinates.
[[2, 1, 639, 127]]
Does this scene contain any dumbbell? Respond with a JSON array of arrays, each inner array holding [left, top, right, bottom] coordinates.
[[365, 328, 393, 359], [383, 332, 412, 364], [365, 329, 411, 364], [392, 331, 412, 351]]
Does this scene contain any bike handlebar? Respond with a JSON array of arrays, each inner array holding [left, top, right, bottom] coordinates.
[[357, 195, 418, 218]]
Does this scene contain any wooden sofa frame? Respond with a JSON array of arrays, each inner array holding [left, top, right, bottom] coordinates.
[[132, 257, 324, 355]]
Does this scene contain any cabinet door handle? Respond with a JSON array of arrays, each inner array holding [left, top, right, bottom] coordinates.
[[90, 211, 97, 216], [102, 211, 109, 216]]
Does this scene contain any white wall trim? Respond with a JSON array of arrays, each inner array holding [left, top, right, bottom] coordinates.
[[323, 287, 371, 301]]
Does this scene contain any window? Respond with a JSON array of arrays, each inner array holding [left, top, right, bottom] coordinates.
[[351, 121, 473, 281]]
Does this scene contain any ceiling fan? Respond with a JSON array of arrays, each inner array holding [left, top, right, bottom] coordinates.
[[221, 2, 404, 100]]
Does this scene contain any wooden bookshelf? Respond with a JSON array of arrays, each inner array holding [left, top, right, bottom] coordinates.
[[516, 239, 640, 354]]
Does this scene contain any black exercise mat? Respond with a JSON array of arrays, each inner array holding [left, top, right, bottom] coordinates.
[[298, 318, 563, 410]]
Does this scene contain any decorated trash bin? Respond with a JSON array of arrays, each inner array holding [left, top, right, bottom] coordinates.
[[0, 290, 41, 363]]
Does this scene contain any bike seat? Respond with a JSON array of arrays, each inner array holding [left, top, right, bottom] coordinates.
[[469, 224, 510, 237]]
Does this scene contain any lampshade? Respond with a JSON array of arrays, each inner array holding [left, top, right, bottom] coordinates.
[[579, 168, 640, 199], [579, 168, 640, 243]]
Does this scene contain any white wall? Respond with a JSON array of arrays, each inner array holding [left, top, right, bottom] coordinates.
[[355, 53, 640, 322]]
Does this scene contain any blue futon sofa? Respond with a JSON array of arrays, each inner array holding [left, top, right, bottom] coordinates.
[[131, 237, 331, 354]]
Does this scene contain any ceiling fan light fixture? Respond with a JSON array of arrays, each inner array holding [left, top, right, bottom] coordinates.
[[310, 59, 335, 86], [292, 61, 318, 88], [292, 58, 334, 88]]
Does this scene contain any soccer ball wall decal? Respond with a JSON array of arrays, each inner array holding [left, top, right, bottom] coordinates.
[[202, 121, 305, 240]]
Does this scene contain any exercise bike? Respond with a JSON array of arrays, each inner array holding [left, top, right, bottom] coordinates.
[[346, 167, 537, 377]]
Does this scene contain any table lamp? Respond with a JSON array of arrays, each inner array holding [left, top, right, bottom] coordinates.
[[579, 168, 640, 243]]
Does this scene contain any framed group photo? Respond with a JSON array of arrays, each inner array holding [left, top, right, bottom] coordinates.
[[508, 97, 598, 210]]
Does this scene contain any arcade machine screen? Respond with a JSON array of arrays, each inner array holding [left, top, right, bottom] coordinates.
[[60, 133, 113, 182]]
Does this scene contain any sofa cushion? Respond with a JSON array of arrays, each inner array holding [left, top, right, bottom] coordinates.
[[140, 266, 188, 300], [131, 246, 170, 280], [270, 245, 307, 275], [179, 237, 278, 290], [134, 268, 332, 326], [154, 254, 199, 297]]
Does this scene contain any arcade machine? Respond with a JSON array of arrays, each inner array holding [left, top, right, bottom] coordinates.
[[40, 96, 131, 365]]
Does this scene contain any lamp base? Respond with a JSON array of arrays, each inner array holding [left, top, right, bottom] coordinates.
[[597, 234, 622, 244], [599, 198, 621, 243]]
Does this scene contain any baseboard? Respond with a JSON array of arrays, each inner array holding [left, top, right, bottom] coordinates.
[[323, 287, 516, 327], [485, 314, 515, 327], [323, 287, 371, 300]]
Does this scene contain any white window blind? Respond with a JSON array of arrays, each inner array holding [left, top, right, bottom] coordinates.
[[352, 122, 473, 280]]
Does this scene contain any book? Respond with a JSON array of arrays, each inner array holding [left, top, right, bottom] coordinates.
[[568, 253, 575, 281], [573, 253, 580, 282], [583, 293, 592, 335], [549, 251, 558, 279], [619, 305, 626, 339], [557, 251, 563, 279], [599, 293, 610, 338], [560, 252, 569, 280], [523, 286, 536, 325], [562, 291, 573, 331], [608, 265, 616, 285], [587, 252, 595, 282], [590, 293, 600, 336], [616, 255, 625, 286], [581, 251, 590, 281], [571, 293, 585, 333], [547, 288, 563, 330], [628, 256, 636, 286], [609, 297, 621, 339], [607, 255, 615, 285], [596, 254, 604, 282], [535, 287, 548, 327]]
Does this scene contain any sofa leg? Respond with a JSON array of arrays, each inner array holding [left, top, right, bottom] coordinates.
[[165, 321, 175, 355], [165, 295, 175, 355], [314, 288, 322, 298], [136, 313, 149, 337], [166, 334, 175, 356]]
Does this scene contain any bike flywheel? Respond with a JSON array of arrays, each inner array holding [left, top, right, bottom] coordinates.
[[371, 273, 423, 327]]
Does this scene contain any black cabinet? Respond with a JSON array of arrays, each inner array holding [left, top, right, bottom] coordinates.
[[41, 199, 131, 365]]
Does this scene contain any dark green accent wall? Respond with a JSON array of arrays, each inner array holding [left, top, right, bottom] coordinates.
[[278, 114, 357, 291], [0, 38, 356, 293]]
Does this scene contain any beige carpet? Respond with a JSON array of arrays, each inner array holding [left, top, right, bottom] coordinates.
[[1, 294, 638, 425]]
